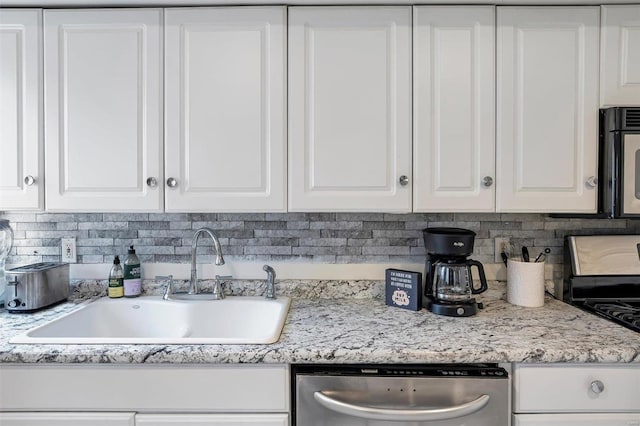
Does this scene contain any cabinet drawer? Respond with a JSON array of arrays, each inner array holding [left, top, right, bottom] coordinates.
[[514, 413, 640, 425], [514, 364, 640, 413], [0, 364, 288, 412], [0, 413, 135, 426], [136, 414, 288, 426]]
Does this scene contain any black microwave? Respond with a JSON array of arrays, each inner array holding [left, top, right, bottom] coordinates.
[[598, 107, 640, 218]]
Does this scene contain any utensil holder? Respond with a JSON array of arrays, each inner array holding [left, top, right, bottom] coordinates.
[[507, 259, 545, 307]]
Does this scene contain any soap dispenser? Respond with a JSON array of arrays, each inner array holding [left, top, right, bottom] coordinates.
[[123, 245, 142, 297]]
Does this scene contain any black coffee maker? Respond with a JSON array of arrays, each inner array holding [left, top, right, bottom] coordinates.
[[423, 227, 488, 317]]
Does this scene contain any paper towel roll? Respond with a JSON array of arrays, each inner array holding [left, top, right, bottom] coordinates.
[[507, 259, 545, 307]]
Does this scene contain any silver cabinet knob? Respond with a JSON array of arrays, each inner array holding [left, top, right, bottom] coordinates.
[[586, 176, 598, 188], [166, 177, 178, 188], [482, 176, 494, 187], [146, 177, 157, 187], [399, 175, 409, 186], [590, 380, 605, 394], [24, 175, 36, 186]]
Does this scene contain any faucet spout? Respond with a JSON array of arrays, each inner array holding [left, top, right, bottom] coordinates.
[[189, 227, 225, 295]]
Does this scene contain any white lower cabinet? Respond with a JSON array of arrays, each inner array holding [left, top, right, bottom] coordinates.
[[0, 412, 288, 426], [514, 413, 640, 426], [0, 413, 135, 426], [135, 414, 288, 426], [514, 364, 640, 425], [0, 365, 288, 425]]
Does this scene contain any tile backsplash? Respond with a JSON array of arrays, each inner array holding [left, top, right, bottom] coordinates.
[[0, 212, 634, 275]]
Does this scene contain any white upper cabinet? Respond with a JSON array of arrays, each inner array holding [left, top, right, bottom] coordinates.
[[601, 5, 640, 106], [44, 9, 163, 212], [288, 7, 412, 212], [497, 7, 600, 213], [164, 7, 286, 212], [0, 9, 43, 211], [413, 6, 495, 212]]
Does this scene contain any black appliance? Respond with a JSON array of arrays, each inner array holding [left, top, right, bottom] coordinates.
[[423, 228, 488, 317], [552, 107, 640, 219], [564, 234, 640, 332]]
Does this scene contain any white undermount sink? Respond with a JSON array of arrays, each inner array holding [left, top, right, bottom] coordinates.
[[10, 296, 291, 345]]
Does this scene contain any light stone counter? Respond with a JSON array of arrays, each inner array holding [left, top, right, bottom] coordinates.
[[1, 280, 639, 364]]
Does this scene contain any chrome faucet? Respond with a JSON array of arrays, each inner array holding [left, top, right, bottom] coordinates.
[[263, 264, 276, 299], [189, 227, 225, 295], [212, 274, 233, 300], [157, 275, 174, 300]]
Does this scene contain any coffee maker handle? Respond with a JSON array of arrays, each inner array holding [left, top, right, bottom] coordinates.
[[469, 260, 488, 294]]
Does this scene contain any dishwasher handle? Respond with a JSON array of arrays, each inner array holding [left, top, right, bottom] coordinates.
[[313, 390, 490, 422]]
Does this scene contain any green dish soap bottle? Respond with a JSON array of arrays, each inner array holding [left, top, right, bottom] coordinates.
[[123, 245, 142, 297], [108, 255, 124, 298]]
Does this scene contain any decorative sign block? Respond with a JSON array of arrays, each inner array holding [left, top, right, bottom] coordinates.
[[385, 269, 422, 311]]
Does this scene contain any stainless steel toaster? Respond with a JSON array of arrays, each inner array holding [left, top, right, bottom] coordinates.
[[5, 262, 70, 312]]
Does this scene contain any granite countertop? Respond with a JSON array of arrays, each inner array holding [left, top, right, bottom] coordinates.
[[1, 280, 640, 364]]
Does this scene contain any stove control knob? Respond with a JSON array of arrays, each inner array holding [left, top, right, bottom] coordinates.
[[590, 380, 605, 394], [7, 299, 21, 309]]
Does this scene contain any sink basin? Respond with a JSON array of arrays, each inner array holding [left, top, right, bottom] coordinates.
[[10, 296, 291, 345]]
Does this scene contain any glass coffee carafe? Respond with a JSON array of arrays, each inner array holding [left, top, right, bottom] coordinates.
[[433, 259, 488, 303], [0, 220, 14, 306]]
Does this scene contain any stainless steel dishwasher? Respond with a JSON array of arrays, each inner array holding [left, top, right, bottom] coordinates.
[[293, 364, 509, 425]]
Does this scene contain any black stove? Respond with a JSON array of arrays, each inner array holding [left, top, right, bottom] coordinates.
[[564, 235, 640, 333], [581, 300, 640, 331]]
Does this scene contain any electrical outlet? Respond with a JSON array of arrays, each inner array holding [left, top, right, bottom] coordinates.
[[494, 237, 510, 263], [61, 237, 77, 263]]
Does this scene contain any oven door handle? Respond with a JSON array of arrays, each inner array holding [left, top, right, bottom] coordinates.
[[313, 391, 490, 422]]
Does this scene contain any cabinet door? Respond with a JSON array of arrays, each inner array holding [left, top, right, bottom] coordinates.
[[289, 7, 412, 212], [514, 364, 640, 413], [0, 413, 135, 426], [0, 9, 43, 210], [514, 414, 640, 426], [413, 6, 495, 212], [44, 9, 163, 212], [497, 7, 599, 213], [601, 5, 640, 106], [165, 7, 286, 212], [136, 414, 288, 426]]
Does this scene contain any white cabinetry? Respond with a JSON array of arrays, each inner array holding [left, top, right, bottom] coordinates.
[[601, 5, 640, 106], [0, 9, 43, 210], [514, 414, 640, 426], [164, 7, 286, 212], [43, 9, 163, 212], [0, 413, 135, 426], [413, 6, 495, 212], [513, 364, 640, 425], [497, 7, 600, 213], [136, 414, 288, 426], [288, 7, 412, 212], [0, 364, 288, 412], [0, 365, 288, 423]]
